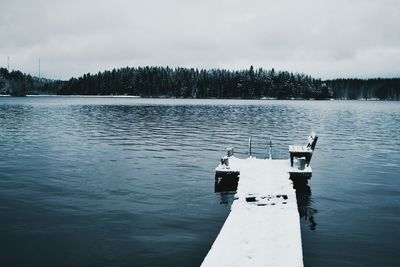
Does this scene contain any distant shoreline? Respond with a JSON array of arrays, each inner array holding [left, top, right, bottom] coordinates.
[[0, 94, 388, 101], [2, 67, 399, 100]]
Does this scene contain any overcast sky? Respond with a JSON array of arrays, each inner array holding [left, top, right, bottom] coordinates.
[[1, 0, 399, 80]]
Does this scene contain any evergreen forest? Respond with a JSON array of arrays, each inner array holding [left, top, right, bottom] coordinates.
[[1, 66, 399, 100]]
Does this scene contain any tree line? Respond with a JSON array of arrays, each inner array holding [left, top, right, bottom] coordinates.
[[326, 78, 400, 100], [1, 66, 399, 100], [56, 66, 333, 99], [0, 68, 63, 96]]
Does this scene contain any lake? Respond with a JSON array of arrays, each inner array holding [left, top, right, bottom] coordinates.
[[0, 97, 399, 266]]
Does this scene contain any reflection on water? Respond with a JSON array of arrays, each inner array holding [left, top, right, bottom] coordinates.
[[294, 183, 318, 231], [217, 192, 237, 206], [214, 173, 239, 206]]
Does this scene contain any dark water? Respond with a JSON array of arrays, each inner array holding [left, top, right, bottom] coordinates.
[[0, 97, 399, 267]]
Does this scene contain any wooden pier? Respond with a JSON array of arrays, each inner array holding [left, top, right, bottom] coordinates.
[[201, 133, 318, 267]]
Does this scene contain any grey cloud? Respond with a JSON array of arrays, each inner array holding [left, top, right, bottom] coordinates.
[[1, 0, 399, 79]]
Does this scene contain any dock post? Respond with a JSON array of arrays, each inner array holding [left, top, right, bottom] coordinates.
[[227, 148, 234, 157], [269, 136, 272, 160], [248, 137, 252, 157]]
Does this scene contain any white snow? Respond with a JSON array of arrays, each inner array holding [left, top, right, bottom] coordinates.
[[203, 157, 303, 267], [288, 145, 311, 153]]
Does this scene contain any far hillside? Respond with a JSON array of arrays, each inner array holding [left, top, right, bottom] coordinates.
[[1, 66, 399, 100]]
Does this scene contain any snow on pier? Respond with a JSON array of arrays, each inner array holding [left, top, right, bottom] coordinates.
[[201, 157, 304, 267]]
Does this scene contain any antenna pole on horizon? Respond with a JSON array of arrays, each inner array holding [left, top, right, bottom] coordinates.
[[39, 58, 41, 80], [7, 56, 9, 71]]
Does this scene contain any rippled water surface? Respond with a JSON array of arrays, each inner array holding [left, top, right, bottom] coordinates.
[[0, 97, 399, 266]]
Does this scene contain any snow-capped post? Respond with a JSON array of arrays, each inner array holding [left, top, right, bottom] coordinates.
[[248, 137, 252, 157], [227, 148, 234, 157]]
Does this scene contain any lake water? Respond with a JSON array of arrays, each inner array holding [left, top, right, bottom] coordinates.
[[0, 97, 399, 266]]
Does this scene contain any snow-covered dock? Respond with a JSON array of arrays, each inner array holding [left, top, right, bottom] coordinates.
[[202, 133, 318, 267]]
